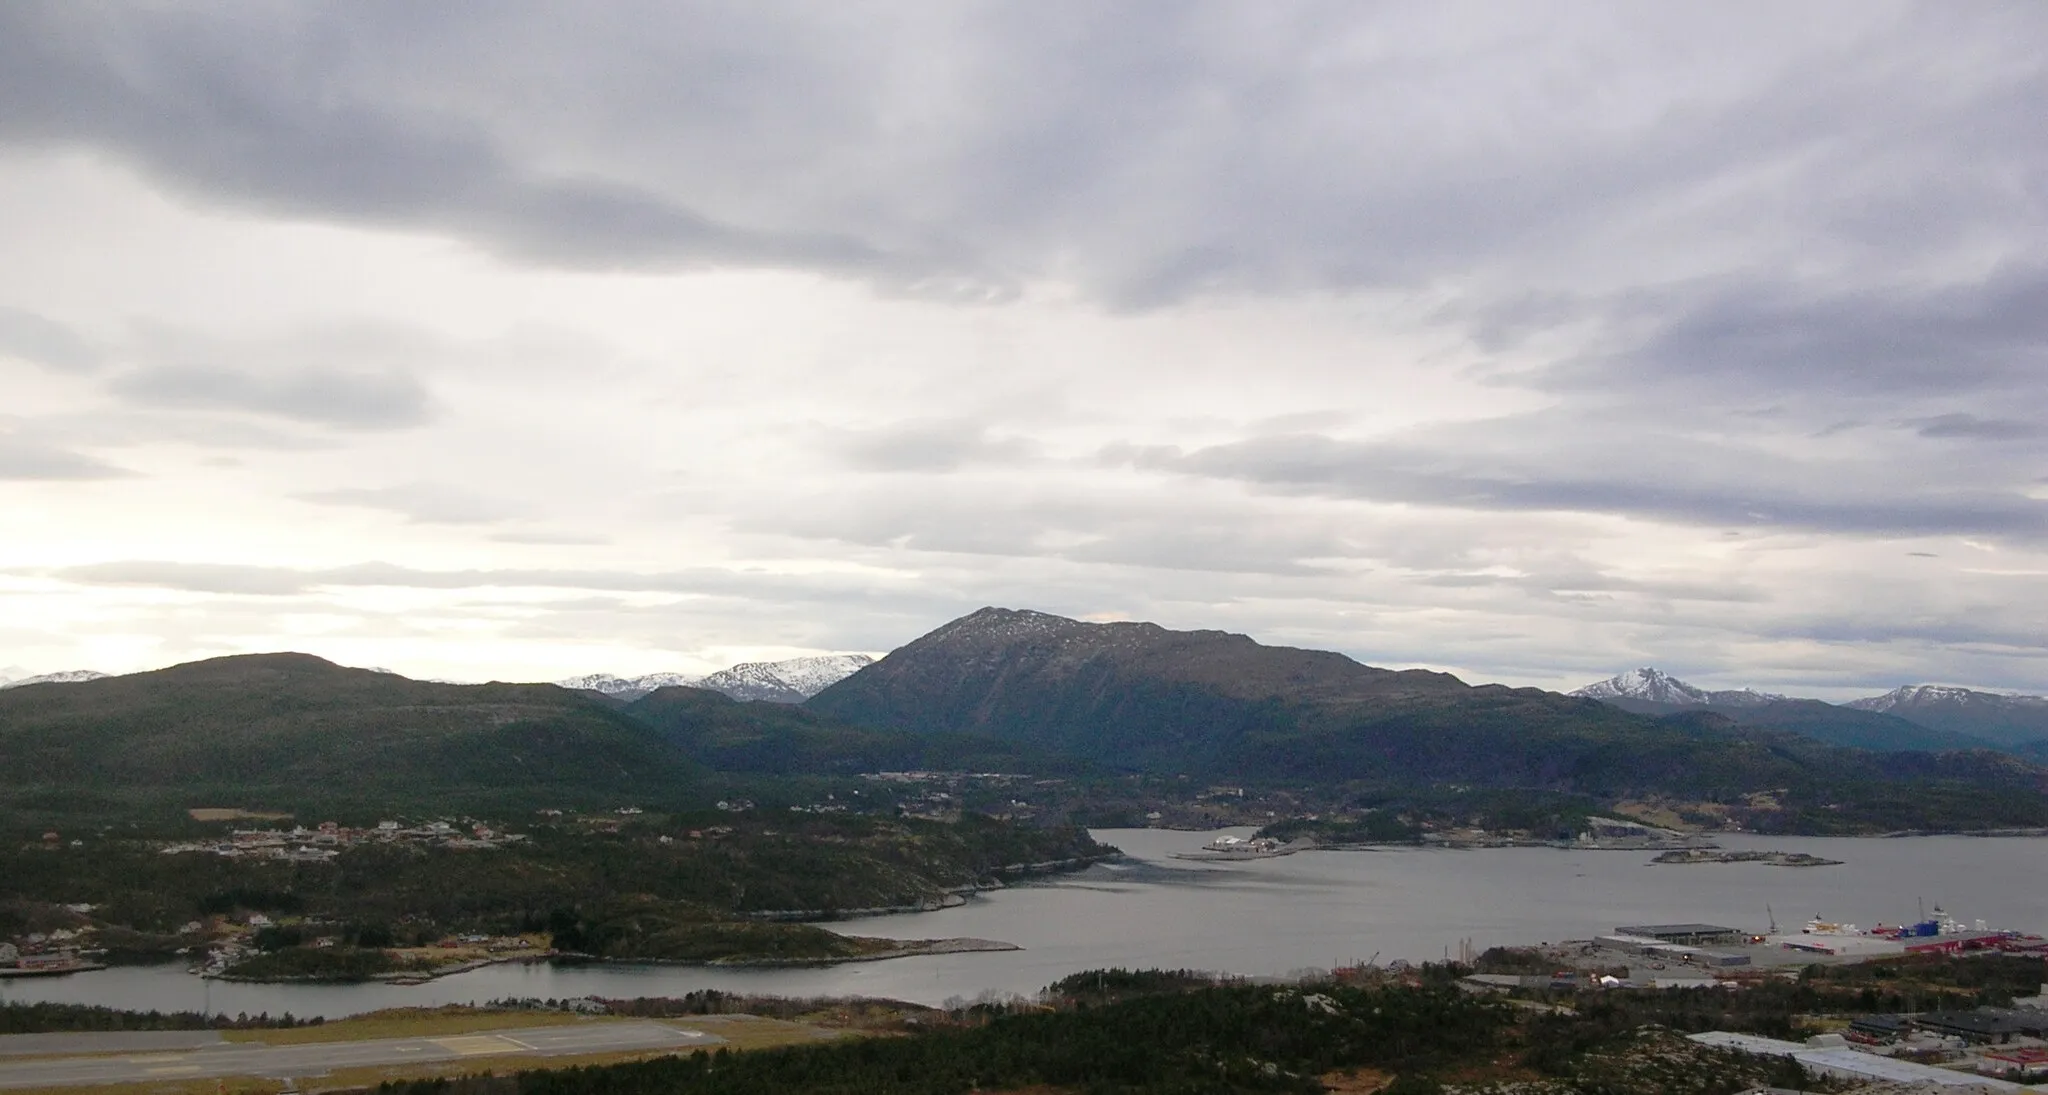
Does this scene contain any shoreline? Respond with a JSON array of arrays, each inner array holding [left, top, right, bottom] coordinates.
[[691, 936, 1021, 968], [211, 936, 1025, 984], [751, 852, 1122, 923]]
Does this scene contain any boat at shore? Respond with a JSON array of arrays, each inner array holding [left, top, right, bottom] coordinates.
[[0, 949, 107, 978], [1170, 835, 1304, 861]]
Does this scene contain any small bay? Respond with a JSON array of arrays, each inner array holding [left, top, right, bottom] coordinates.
[[5, 828, 2044, 1017]]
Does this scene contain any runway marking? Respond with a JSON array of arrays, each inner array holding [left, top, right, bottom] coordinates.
[[146, 1066, 201, 1075], [127, 1054, 187, 1063], [431, 1036, 526, 1056], [497, 1036, 536, 1050]]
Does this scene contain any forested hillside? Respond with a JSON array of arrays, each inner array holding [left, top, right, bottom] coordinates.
[[0, 654, 701, 821]]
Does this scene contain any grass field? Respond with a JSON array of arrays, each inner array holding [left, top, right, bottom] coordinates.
[[221, 1008, 591, 1045]]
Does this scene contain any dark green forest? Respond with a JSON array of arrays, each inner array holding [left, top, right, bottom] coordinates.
[[372, 971, 1818, 1095]]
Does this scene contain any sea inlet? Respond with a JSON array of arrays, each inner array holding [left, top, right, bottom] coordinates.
[[4, 827, 2044, 1017]]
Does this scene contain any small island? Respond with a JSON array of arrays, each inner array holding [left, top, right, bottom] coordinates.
[[1650, 848, 1841, 867]]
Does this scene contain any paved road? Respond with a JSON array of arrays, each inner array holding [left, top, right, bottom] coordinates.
[[0, 1022, 719, 1089]]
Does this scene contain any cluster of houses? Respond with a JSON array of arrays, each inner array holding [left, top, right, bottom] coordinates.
[[158, 819, 527, 860], [860, 769, 1062, 822]]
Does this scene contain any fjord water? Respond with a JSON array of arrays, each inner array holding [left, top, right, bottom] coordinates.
[[7, 829, 2046, 1018]]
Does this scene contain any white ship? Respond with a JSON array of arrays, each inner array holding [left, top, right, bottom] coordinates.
[[1170, 835, 1303, 861]]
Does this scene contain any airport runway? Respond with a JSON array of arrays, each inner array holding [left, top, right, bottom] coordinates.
[[0, 1021, 719, 1089]]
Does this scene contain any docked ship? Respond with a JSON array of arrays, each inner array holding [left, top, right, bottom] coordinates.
[[1170, 835, 1304, 861], [1774, 907, 2046, 957], [0, 945, 107, 978]]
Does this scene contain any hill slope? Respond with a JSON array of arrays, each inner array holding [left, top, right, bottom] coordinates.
[[624, 685, 1066, 775], [0, 654, 701, 818]]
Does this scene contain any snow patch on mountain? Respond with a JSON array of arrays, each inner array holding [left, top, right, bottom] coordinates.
[[1572, 668, 1784, 708], [0, 670, 111, 690], [1848, 685, 2048, 712], [555, 672, 701, 699], [554, 655, 873, 703], [696, 654, 875, 703]]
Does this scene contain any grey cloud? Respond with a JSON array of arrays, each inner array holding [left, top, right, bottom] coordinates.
[[108, 363, 432, 430], [0, 434, 135, 480], [1531, 264, 2048, 403], [754, 482, 1371, 578], [0, 4, 919, 283], [0, 306, 101, 372], [297, 484, 522, 525], [50, 559, 936, 602], [1903, 414, 2042, 441], [1112, 427, 2048, 540], [2, 3, 2042, 306], [55, 561, 314, 596], [835, 419, 1040, 472]]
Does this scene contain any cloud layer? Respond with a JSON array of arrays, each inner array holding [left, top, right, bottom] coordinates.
[[2, 2, 2046, 695]]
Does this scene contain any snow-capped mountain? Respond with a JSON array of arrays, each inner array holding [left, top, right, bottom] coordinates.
[[1571, 667, 1783, 708], [554, 656, 873, 703], [1847, 684, 2048, 713], [0, 670, 111, 690], [1846, 685, 2048, 748], [554, 672, 701, 700], [695, 654, 875, 703]]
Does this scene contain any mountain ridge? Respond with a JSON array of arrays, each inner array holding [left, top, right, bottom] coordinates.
[[809, 609, 2048, 834], [695, 654, 876, 703], [0, 670, 111, 690], [560, 654, 876, 702], [1572, 667, 2020, 753], [1846, 684, 2048, 748]]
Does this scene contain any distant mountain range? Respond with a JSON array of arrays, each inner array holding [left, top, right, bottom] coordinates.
[[1572, 668, 2048, 755], [0, 655, 870, 704], [554, 671, 703, 698], [0, 670, 110, 690], [0, 652, 1030, 822], [9, 614, 2048, 834], [557, 654, 873, 702], [1847, 685, 2048, 750], [695, 654, 875, 702]]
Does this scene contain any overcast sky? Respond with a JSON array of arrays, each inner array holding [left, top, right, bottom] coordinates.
[[4, 2, 2046, 697]]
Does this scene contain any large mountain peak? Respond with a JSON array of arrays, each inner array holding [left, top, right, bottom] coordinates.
[[1574, 667, 1708, 705], [807, 606, 1473, 767], [1573, 667, 1784, 708]]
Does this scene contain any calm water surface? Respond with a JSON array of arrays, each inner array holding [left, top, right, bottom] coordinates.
[[6, 829, 2044, 1016]]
